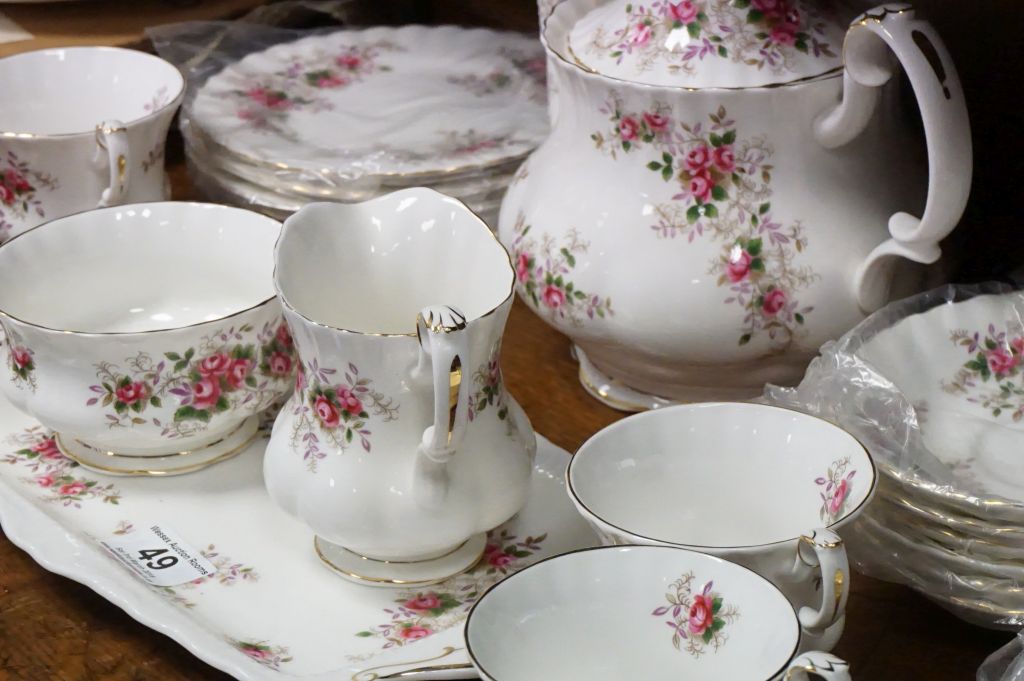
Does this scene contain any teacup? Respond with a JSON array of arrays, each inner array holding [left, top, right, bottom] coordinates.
[[0, 202, 294, 475], [466, 545, 851, 680], [567, 402, 876, 651], [0, 47, 184, 242]]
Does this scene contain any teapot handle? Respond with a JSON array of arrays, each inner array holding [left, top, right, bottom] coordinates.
[[95, 120, 132, 207], [415, 305, 471, 464], [813, 4, 971, 312]]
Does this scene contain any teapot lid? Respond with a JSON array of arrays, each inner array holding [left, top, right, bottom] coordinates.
[[563, 0, 846, 88]]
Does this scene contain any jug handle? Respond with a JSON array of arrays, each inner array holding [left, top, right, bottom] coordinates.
[[790, 529, 849, 636], [415, 305, 471, 464], [783, 652, 851, 680], [95, 119, 131, 208], [813, 4, 971, 312]]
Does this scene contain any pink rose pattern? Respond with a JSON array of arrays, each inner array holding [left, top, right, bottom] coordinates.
[[234, 42, 395, 132], [467, 344, 510, 424], [943, 325, 1024, 421], [2, 428, 121, 507], [510, 212, 613, 327], [815, 456, 856, 523], [85, 320, 297, 439], [5, 326, 37, 391], [355, 530, 547, 650], [289, 360, 400, 472], [594, 102, 817, 348], [652, 571, 739, 657], [585, 0, 836, 79], [229, 639, 293, 671], [0, 151, 58, 241]]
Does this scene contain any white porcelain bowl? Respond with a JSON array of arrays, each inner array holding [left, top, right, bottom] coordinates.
[[466, 545, 850, 680], [568, 402, 876, 651], [0, 202, 295, 474]]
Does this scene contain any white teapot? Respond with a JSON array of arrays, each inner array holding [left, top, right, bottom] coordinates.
[[501, 1, 970, 408], [264, 190, 536, 586]]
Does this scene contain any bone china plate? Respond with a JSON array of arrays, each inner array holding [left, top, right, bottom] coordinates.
[[0, 391, 596, 680], [190, 25, 548, 179], [858, 293, 1024, 519]]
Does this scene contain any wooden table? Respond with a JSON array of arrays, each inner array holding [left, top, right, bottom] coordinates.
[[0, 149, 1014, 681]]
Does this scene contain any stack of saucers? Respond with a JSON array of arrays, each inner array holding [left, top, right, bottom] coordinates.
[[773, 289, 1024, 630], [184, 24, 549, 225]]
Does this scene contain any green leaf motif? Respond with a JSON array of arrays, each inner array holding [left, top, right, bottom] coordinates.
[[709, 132, 723, 148], [686, 21, 701, 39], [722, 130, 737, 145], [746, 238, 763, 256], [686, 205, 701, 223], [711, 185, 727, 201]]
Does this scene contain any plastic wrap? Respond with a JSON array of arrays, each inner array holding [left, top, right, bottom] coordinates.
[[979, 632, 1024, 681], [148, 8, 546, 216], [763, 282, 1024, 629]]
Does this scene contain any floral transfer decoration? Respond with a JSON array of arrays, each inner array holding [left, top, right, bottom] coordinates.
[[4, 326, 36, 392], [352, 530, 547, 653], [815, 456, 855, 523], [3, 427, 120, 507], [447, 45, 546, 103], [86, 320, 296, 439], [510, 212, 613, 326], [290, 360, 399, 472], [584, 0, 836, 79], [943, 325, 1024, 421], [235, 42, 398, 133], [229, 638, 293, 671], [0, 151, 58, 240], [468, 344, 509, 423], [652, 571, 739, 657], [593, 101, 817, 348]]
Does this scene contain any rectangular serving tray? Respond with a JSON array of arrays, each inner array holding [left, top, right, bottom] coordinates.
[[0, 395, 596, 680]]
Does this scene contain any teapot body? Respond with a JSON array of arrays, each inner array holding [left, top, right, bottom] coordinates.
[[500, 59, 926, 402]]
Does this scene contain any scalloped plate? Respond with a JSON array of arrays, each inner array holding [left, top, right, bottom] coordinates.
[[190, 25, 548, 180], [858, 293, 1024, 518]]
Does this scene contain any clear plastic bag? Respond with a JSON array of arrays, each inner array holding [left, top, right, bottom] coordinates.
[[979, 632, 1024, 681], [147, 5, 546, 206], [764, 282, 1024, 629]]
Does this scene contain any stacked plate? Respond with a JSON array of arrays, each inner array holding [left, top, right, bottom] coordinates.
[[184, 24, 549, 225], [779, 290, 1024, 629]]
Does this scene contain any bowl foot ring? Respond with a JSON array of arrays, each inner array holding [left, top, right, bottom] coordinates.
[[54, 415, 260, 477], [314, 533, 487, 588]]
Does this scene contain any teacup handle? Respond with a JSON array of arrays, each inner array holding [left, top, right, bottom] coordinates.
[[415, 305, 471, 464], [792, 528, 849, 635], [813, 4, 971, 312], [96, 119, 131, 207], [783, 651, 851, 680]]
